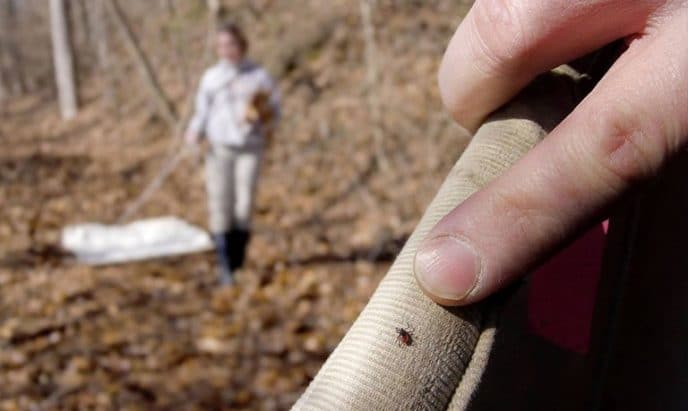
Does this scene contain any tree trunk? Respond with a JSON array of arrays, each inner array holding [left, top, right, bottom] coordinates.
[[92, 0, 118, 110], [1, 0, 27, 95], [164, 0, 191, 94], [0, 39, 8, 102], [203, 0, 221, 64], [74, 0, 92, 50], [207, 0, 221, 17], [106, 0, 177, 128], [49, 0, 79, 120], [359, 0, 389, 172], [0, 57, 7, 103], [169, 0, 221, 139]]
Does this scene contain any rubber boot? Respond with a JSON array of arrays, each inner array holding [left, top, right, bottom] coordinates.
[[228, 229, 251, 271], [212, 232, 234, 285]]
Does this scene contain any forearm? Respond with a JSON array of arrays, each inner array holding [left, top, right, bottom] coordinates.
[[186, 112, 206, 136], [187, 77, 211, 136]]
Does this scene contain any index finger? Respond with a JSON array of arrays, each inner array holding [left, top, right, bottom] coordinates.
[[439, 0, 658, 131]]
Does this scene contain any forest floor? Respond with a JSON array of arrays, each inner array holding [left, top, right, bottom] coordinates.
[[0, 2, 471, 410]]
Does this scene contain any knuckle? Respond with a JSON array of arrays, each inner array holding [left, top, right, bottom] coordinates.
[[592, 109, 666, 184], [469, 0, 530, 75], [491, 188, 557, 243]]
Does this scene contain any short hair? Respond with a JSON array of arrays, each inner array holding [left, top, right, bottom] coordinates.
[[217, 22, 248, 53]]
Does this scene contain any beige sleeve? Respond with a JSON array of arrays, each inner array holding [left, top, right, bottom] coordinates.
[[292, 67, 584, 411]]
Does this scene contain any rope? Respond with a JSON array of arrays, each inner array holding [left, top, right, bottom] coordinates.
[[114, 5, 220, 225], [116, 144, 200, 224]]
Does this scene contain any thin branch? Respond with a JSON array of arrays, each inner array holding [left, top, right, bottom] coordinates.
[[106, 0, 178, 128]]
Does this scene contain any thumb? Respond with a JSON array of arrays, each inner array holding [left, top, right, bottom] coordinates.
[[414, 30, 688, 306]]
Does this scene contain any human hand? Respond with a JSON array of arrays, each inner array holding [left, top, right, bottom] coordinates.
[[184, 131, 201, 146], [245, 91, 273, 124], [414, 0, 688, 306]]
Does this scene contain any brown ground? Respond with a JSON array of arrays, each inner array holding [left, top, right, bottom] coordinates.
[[0, 2, 471, 410]]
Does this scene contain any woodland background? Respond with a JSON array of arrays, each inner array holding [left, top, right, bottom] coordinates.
[[0, 1, 473, 409]]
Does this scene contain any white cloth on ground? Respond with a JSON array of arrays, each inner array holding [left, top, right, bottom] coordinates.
[[61, 216, 213, 265]]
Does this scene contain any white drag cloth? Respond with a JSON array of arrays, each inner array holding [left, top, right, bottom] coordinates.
[[61, 216, 213, 265]]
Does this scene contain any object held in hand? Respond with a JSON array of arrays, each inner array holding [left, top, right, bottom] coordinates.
[[245, 90, 274, 126]]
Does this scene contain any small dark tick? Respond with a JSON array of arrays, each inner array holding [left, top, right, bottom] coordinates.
[[396, 326, 414, 346]]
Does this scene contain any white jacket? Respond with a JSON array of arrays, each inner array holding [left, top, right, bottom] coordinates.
[[187, 59, 280, 147]]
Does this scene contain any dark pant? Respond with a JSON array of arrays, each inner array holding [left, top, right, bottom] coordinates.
[[213, 229, 251, 283]]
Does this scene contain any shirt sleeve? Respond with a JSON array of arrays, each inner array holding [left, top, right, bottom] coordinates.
[[187, 71, 212, 136]]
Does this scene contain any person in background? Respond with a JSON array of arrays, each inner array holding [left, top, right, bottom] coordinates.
[[185, 23, 280, 285]]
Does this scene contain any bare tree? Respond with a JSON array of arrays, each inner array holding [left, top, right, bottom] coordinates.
[[0, 0, 27, 96], [163, 0, 191, 94], [74, 0, 92, 50], [0, 58, 7, 103], [92, 0, 118, 110], [172, 0, 221, 136], [360, 0, 389, 172], [106, 0, 177, 128], [207, 0, 221, 21], [50, 0, 79, 119], [203, 0, 222, 64], [0, 39, 8, 102]]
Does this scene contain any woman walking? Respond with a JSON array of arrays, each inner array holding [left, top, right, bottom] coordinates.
[[185, 23, 280, 285]]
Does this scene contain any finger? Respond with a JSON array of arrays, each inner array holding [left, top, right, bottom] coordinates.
[[416, 16, 688, 306], [439, 0, 660, 131]]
